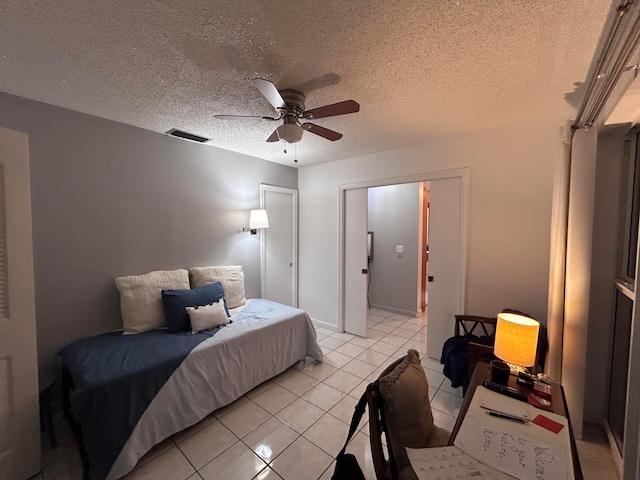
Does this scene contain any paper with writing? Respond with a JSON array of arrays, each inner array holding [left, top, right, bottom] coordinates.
[[406, 446, 517, 480], [454, 415, 568, 480]]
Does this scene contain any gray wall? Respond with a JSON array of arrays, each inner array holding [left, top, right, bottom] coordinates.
[[367, 184, 421, 315], [0, 92, 297, 376]]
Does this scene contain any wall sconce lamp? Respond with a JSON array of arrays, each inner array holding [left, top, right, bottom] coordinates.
[[494, 312, 540, 372], [243, 209, 269, 235]]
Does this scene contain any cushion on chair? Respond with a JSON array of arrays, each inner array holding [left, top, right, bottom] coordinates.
[[378, 349, 450, 475]]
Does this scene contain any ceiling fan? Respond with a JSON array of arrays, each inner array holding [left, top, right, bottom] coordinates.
[[215, 78, 360, 144]]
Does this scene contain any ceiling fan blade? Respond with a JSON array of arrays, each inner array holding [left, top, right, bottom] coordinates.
[[301, 123, 343, 141], [214, 114, 279, 120], [302, 100, 360, 119], [252, 78, 287, 110], [266, 128, 279, 142]]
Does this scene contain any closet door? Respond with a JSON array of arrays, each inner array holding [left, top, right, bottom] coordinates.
[[0, 126, 40, 478], [261, 185, 298, 307]]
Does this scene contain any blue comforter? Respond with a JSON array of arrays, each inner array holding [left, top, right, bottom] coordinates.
[[58, 328, 219, 479]]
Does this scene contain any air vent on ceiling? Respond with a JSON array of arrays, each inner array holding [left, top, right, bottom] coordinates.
[[165, 129, 209, 143]]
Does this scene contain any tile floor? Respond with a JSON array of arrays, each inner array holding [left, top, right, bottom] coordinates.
[[35, 309, 620, 480]]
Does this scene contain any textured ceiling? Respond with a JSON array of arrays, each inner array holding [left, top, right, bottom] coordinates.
[[0, 1, 613, 166]]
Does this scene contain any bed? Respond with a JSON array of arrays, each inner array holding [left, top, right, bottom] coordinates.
[[58, 267, 323, 480]]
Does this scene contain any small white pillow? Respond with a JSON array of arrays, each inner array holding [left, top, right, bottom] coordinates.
[[187, 301, 230, 333]]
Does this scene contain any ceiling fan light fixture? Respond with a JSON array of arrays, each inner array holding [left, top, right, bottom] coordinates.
[[276, 123, 303, 143]]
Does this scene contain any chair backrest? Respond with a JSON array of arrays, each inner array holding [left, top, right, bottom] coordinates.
[[367, 357, 403, 480]]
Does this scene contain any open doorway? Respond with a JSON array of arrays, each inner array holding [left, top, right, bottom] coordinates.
[[367, 182, 428, 318], [340, 168, 467, 359]]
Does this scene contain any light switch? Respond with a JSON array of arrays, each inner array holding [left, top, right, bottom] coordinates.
[[396, 245, 403, 253]]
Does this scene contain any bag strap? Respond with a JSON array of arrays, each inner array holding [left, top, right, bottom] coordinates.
[[337, 384, 370, 457], [337, 381, 399, 480]]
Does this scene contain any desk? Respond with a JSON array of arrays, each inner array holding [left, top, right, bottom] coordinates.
[[449, 362, 583, 480]]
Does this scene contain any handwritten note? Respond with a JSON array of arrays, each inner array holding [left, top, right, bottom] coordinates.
[[454, 416, 568, 480], [407, 446, 517, 480]]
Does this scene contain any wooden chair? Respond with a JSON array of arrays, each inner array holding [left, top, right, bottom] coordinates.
[[367, 351, 451, 480], [454, 314, 496, 391], [367, 357, 402, 480]]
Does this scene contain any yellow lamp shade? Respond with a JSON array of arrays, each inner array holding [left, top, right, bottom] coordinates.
[[494, 313, 540, 367]]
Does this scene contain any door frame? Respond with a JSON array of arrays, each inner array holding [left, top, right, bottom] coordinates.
[[260, 184, 299, 307], [338, 168, 469, 333]]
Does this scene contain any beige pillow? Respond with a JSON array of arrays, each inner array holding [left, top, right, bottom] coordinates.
[[187, 301, 230, 333], [190, 265, 246, 309], [378, 349, 450, 474], [115, 269, 190, 334]]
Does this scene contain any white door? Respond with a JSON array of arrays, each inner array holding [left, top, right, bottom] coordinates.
[[426, 176, 463, 359], [0, 126, 40, 478], [261, 185, 298, 307], [343, 188, 368, 337]]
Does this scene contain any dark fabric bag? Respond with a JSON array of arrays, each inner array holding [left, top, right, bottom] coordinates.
[[331, 389, 368, 480], [332, 452, 366, 480]]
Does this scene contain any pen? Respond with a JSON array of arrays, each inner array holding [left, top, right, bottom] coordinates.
[[487, 411, 529, 423]]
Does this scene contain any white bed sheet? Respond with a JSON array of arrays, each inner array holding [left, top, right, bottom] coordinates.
[[108, 299, 322, 479]]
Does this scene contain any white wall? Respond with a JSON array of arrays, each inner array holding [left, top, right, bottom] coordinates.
[[299, 120, 564, 330], [368, 184, 421, 316], [564, 127, 598, 439]]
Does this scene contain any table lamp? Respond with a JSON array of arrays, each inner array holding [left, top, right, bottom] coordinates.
[[493, 312, 540, 373]]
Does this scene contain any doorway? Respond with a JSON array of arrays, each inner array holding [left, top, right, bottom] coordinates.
[[340, 168, 468, 359]]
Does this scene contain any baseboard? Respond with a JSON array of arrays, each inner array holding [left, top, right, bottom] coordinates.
[[369, 303, 420, 318], [602, 420, 624, 477], [310, 317, 337, 331]]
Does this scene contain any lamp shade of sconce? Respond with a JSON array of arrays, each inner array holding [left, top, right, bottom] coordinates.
[[494, 313, 540, 367], [244, 209, 269, 234]]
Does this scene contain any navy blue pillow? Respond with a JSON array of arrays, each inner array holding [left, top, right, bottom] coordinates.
[[161, 282, 229, 333]]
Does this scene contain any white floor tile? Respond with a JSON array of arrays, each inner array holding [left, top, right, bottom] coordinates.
[[276, 370, 320, 396], [302, 413, 350, 457], [302, 382, 346, 411], [302, 361, 338, 381], [318, 336, 346, 350], [430, 389, 463, 417], [176, 420, 237, 469], [198, 441, 267, 480], [368, 340, 399, 356], [322, 350, 354, 368], [252, 383, 299, 415], [275, 398, 325, 434], [125, 445, 195, 480], [328, 396, 361, 424], [334, 342, 366, 358], [356, 349, 390, 367], [254, 466, 284, 479], [341, 358, 378, 379], [242, 417, 299, 464], [324, 370, 364, 393], [217, 400, 271, 438], [269, 436, 333, 480]]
